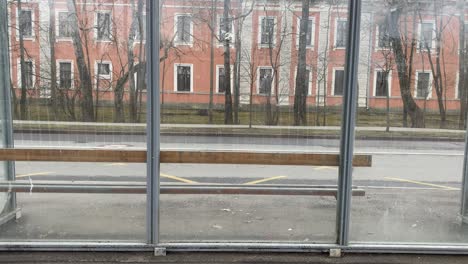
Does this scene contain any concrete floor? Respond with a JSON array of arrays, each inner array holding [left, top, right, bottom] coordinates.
[[0, 252, 468, 264]]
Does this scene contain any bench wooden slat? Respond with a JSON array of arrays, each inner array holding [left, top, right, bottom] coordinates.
[[0, 148, 372, 167]]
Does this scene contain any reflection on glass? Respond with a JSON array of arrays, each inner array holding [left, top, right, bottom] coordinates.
[[350, 0, 468, 244], [159, 0, 350, 243], [0, 0, 147, 241]]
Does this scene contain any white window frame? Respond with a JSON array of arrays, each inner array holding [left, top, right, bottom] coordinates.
[[258, 16, 277, 47], [95, 61, 112, 81], [215, 65, 234, 93], [174, 63, 194, 93], [417, 21, 436, 52], [373, 70, 392, 97], [375, 24, 391, 51], [331, 67, 345, 96], [256, 66, 275, 95], [455, 72, 460, 99], [294, 67, 313, 96], [56, 59, 74, 89], [17, 58, 35, 89], [94, 10, 113, 42], [296, 16, 315, 50], [16, 7, 35, 41], [134, 14, 146, 43], [415, 70, 433, 99], [56, 10, 73, 42], [217, 17, 235, 46], [334, 18, 347, 50], [174, 14, 193, 46]]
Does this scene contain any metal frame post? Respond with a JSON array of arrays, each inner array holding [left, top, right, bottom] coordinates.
[[146, 0, 161, 245], [0, 0, 16, 216], [461, 115, 468, 224], [336, 0, 362, 246]]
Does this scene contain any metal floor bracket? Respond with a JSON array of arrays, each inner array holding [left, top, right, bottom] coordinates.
[[329, 248, 342, 258], [154, 247, 167, 256]]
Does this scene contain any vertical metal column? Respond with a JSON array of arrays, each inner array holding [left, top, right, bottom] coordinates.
[[336, 0, 362, 246], [146, 0, 161, 244], [461, 115, 468, 224], [0, 0, 16, 212]]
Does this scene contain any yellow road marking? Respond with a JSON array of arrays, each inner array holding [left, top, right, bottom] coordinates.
[[384, 177, 459, 190], [103, 163, 127, 166], [314, 166, 335, 171], [160, 173, 198, 184], [244, 176, 287, 185], [16, 172, 53, 178]]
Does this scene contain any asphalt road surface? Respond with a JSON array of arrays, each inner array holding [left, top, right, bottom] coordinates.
[[11, 132, 466, 189], [1, 133, 467, 243]]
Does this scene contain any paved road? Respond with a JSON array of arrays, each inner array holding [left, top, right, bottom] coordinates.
[[9, 133, 466, 189], [2, 133, 468, 243], [13, 132, 466, 154]]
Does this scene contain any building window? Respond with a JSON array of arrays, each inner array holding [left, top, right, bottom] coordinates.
[[297, 18, 314, 47], [333, 69, 345, 96], [377, 24, 391, 48], [219, 17, 234, 43], [375, 71, 389, 97], [135, 15, 146, 40], [260, 17, 275, 45], [175, 64, 192, 92], [416, 72, 431, 98], [20, 61, 34, 89], [258, 67, 273, 95], [217, 66, 226, 93], [335, 20, 347, 48], [96, 62, 111, 79], [175, 15, 192, 44], [59, 62, 72, 89], [58, 12, 72, 38], [96, 11, 112, 40], [419, 22, 434, 49], [19, 9, 32, 38]]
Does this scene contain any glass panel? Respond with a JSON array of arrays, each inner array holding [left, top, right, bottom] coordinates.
[[0, 0, 147, 242], [159, 0, 349, 243], [350, 0, 468, 244]]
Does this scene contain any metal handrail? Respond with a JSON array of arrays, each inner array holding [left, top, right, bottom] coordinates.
[[0, 181, 365, 196]]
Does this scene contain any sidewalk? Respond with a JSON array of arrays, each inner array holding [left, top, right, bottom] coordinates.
[[11, 120, 466, 141]]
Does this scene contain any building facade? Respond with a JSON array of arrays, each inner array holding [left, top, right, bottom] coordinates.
[[8, 0, 468, 113]]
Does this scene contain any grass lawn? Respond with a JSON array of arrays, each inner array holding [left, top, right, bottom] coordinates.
[[17, 102, 463, 131]]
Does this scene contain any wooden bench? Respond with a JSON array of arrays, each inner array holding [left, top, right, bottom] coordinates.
[[0, 148, 371, 197]]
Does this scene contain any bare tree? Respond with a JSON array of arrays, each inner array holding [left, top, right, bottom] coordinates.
[[222, 0, 234, 124], [67, 0, 95, 122], [417, 1, 455, 128], [48, 0, 58, 120], [17, 0, 28, 120], [386, 0, 424, 127], [241, 46, 258, 128], [260, 1, 293, 125], [293, 0, 311, 125]]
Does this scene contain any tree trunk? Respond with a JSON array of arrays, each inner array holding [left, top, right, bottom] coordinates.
[[208, 0, 216, 124], [17, 0, 28, 120], [48, 0, 58, 120], [293, 0, 310, 126], [386, 90, 390, 132], [223, 0, 233, 124], [114, 72, 129, 122], [388, 7, 424, 128], [67, 0, 94, 122]]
